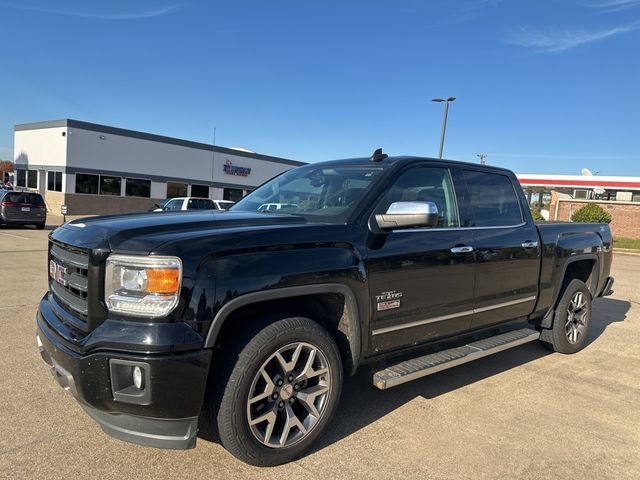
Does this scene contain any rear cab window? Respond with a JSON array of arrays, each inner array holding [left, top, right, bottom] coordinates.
[[462, 170, 523, 227]]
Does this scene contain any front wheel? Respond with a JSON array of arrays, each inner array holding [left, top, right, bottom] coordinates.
[[540, 279, 592, 353], [213, 316, 343, 466]]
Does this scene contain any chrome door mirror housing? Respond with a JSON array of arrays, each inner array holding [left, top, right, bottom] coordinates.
[[374, 201, 439, 230]]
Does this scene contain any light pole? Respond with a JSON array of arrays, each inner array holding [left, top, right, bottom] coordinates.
[[432, 96, 456, 159], [477, 153, 487, 165]]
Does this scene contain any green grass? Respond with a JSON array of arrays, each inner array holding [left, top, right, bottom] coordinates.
[[614, 237, 640, 250]]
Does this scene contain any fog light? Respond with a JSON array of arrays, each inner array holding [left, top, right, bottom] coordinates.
[[133, 366, 143, 389]]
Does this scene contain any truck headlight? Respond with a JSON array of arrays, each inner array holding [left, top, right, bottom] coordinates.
[[105, 254, 182, 318]]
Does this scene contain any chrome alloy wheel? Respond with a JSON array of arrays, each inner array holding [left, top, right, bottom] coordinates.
[[566, 291, 589, 344], [246, 342, 332, 448]]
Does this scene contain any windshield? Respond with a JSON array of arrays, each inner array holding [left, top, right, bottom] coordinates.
[[230, 164, 385, 223]]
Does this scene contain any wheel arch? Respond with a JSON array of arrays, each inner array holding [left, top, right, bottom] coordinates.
[[540, 254, 599, 329], [203, 284, 362, 375]]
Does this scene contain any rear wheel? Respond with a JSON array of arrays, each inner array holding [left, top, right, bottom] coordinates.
[[540, 279, 592, 353], [212, 316, 343, 466]]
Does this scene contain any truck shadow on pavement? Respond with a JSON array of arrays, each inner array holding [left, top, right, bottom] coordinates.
[[315, 297, 631, 452]]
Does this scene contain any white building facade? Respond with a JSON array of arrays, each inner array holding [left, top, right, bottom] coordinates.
[[13, 119, 304, 215]]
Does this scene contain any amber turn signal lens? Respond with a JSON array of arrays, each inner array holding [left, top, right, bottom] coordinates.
[[144, 268, 180, 294]]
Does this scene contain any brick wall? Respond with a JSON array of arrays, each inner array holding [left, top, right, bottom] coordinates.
[[550, 192, 640, 239]]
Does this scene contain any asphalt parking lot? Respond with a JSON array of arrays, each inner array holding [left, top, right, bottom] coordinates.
[[1, 225, 639, 480]]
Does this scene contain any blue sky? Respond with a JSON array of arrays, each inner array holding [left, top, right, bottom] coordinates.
[[0, 0, 638, 174]]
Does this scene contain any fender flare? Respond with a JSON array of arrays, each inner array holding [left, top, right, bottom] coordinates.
[[541, 253, 599, 329], [203, 283, 362, 375]]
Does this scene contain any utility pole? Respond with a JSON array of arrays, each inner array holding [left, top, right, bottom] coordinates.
[[477, 153, 487, 165], [432, 97, 456, 159]]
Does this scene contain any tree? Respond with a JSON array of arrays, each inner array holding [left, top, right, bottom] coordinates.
[[0, 160, 14, 173], [530, 208, 545, 222], [571, 203, 612, 224]]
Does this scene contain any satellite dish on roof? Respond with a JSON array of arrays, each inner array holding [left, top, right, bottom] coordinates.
[[581, 168, 593, 176]]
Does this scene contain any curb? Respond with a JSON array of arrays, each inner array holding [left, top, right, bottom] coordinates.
[[613, 248, 640, 256]]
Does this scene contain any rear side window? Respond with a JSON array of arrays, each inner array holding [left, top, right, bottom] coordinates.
[[463, 170, 523, 227], [187, 198, 205, 209]]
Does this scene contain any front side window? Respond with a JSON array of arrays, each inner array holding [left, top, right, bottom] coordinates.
[[463, 170, 523, 227], [75, 173, 99, 194], [125, 178, 151, 198], [377, 167, 459, 228], [100, 176, 121, 196], [163, 198, 183, 211], [231, 165, 385, 223]]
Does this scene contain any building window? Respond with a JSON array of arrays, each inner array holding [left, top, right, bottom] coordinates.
[[126, 178, 151, 198], [47, 171, 63, 192], [16, 170, 26, 187], [100, 176, 122, 196], [75, 173, 99, 194], [27, 170, 38, 189], [191, 184, 209, 198], [223, 188, 244, 202], [167, 182, 187, 198]]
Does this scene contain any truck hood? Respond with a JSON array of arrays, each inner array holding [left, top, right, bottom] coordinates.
[[51, 211, 309, 252]]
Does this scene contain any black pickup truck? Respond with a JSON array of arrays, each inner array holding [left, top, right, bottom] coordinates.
[[37, 154, 614, 466]]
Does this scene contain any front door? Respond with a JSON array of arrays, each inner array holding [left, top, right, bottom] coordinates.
[[366, 165, 476, 353]]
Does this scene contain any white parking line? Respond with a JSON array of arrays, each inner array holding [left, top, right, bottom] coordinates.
[[0, 232, 30, 240]]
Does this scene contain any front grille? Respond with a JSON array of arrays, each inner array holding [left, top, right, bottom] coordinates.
[[49, 241, 90, 332]]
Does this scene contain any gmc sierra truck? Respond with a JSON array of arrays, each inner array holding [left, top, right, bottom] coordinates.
[[37, 153, 614, 466]]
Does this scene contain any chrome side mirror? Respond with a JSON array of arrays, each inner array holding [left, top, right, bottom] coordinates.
[[375, 201, 439, 230]]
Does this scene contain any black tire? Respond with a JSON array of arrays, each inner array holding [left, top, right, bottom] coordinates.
[[540, 279, 592, 354], [36, 223, 45, 230], [211, 316, 343, 466]]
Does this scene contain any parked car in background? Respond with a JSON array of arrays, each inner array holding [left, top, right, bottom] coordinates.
[[257, 202, 299, 212], [151, 197, 235, 212], [0, 190, 47, 229]]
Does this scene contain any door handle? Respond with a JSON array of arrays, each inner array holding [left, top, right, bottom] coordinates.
[[451, 246, 474, 254], [522, 241, 539, 249]]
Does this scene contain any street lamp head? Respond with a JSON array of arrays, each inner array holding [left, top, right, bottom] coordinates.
[[432, 98, 445, 102], [446, 97, 456, 102]]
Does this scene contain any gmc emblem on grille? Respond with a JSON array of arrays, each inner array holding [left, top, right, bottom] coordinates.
[[49, 260, 68, 287]]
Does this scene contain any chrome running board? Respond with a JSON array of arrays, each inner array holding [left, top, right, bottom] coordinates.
[[372, 328, 540, 390]]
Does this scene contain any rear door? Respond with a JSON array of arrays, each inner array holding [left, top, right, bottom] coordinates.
[[366, 164, 476, 352], [460, 169, 541, 329]]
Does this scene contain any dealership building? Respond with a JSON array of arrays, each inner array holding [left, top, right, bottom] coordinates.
[[13, 119, 304, 215]]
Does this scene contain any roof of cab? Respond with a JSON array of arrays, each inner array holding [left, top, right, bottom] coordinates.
[[306, 155, 515, 175]]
